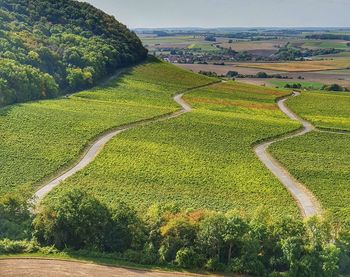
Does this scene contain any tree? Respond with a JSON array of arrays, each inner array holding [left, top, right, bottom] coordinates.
[[223, 215, 249, 262], [33, 189, 111, 250], [226, 71, 239, 78], [197, 214, 226, 259]]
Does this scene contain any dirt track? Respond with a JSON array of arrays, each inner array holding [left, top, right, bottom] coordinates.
[[34, 82, 217, 203], [254, 92, 322, 217], [0, 259, 212, 277]]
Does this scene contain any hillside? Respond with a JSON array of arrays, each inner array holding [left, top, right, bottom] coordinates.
[[0, 0, 147, 106]]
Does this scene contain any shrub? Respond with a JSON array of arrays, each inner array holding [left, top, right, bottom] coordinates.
[[175, 247, 199, 268], [33, 189, 111, 250], [0, 239, 40, 254]]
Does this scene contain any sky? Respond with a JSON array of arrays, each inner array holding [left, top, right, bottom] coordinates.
[[83, 0, 350, 29]]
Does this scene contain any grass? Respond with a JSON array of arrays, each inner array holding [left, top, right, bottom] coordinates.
[[44, 81, 301, 218], [270, 80, 324, 90], [0, 59, 213, 197], [238, 59, 350, 72], [270, 132, 350, 222], [285, 90, 350, 131]]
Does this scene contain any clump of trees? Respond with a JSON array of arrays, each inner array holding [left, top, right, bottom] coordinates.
[[276, 44, 343, 61], [2, 188, 350, 276], [198, 71, 218, 77], [285, 83, 302, 89], [0, 0, 148, 107], [322, 84, 349, 92], [205, 36, 216, 42]]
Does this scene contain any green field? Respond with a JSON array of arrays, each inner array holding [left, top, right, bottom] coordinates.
[[286, 91, 350, 131], [44, 81, 301, 218], [270, 90, 350, 221], [270, 80, 324, 90], [0, 60, 212, 197], [302, 40, 349, 49], [270, 132, 350, 222], [188, 43, 220, 52]]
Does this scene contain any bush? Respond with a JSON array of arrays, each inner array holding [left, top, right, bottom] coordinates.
[[0, 239, 40, 254], [33, 189, 112, 250], [322, 84, 346, 92], [175, 247, 199, 268], [0, 193, 33, 240]]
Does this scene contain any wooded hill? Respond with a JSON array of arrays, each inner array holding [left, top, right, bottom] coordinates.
[[0, 0, 147, 106]]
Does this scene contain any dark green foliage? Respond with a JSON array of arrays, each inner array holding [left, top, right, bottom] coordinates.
[[226, 70, 238, 78], [2, 188, 350, 275], [33, 189, 112, 250], [0, 0, 147, 106], [285, 83, 302, 89], [322, 84, 348, 92], [306, 34, 350, 41], [0, 193, 32, 240], [33, 189, 144, 253]]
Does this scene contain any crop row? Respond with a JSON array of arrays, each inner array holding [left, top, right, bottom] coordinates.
[[286, 90, 350, 131], [270, 131, 350, 222], [47, 81, 301, 218], [0, 60, 212, 197]]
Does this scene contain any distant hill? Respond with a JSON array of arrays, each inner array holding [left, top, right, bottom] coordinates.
[[0, 0, 147, 106]]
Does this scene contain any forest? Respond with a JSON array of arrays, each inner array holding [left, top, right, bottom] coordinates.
[[0, 0, 147, 106]]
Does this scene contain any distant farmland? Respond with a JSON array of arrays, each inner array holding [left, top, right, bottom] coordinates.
[[237, 59, 350, 72]]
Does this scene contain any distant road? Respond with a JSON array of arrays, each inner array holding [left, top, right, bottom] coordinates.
[[0, 259, 216, 277], [254, 92, 322, 217]]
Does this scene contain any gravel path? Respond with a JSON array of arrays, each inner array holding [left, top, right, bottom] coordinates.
[[254, 92, 322, 217], [33, 83, 216, 203], [0, 259, 215, 277]]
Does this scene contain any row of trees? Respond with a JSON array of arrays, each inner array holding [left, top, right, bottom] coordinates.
[[0, 0, 148, 106], [2, 188, 350, 276]]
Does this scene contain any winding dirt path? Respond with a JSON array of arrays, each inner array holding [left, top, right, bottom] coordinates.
[[34, 83, 215, 202], [0, 259, 216, 277], [254, 92, 322, 217]]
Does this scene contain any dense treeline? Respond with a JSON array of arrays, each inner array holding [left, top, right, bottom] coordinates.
[[276, 44, 343, 61], [0, 0, 147, 106], [306, 34, 350, 41], [1, 189, 350, 276]]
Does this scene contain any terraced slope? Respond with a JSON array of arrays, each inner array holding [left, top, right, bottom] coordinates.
[[0, 60, 213, 197], [44, 81, 301, 218], [270, 91, 350, 221]]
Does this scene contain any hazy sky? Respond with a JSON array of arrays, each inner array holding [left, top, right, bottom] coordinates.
[[83, 0, 350, 28]]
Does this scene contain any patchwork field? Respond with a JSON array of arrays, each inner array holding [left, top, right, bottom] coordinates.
[[0, 60, 212, 197], [285, 91, 350, 131], [237, 59, 350, 72], [44, 81, 301, 218]]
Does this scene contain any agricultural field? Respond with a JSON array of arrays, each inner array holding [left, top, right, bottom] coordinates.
[[270, 90, 350, 221], [237, 59, 350, 72], [219, 40, 285, 51], [270, 80, 324, 90], [0, 60, 212, 197], [301, 40, 350, 50], [285, 90, 350, 131], [270, 132, 350, 222], [45, 81, 301, 218]]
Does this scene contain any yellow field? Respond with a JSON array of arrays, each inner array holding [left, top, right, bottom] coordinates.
[[237, 59, 350, 72]]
